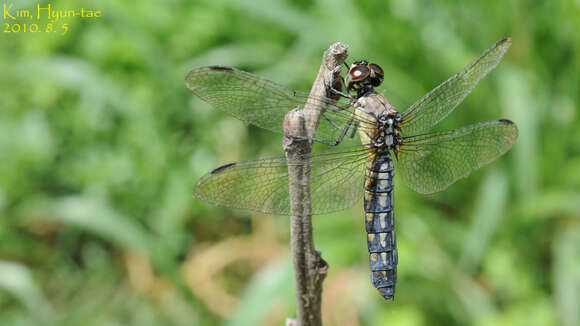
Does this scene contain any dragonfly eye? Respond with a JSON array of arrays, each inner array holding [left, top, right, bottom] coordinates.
[[369, 63, 384, 87], [346, 64, 371, 91], [349, 65, 370, 82]]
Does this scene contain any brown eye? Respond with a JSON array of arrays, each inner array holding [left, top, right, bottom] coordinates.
[[369, 64, 384, 77], [349, 65, 370, 82], [369, 63, 384, 86]]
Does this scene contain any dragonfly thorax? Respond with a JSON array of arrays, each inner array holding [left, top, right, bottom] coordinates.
[[375, 112, 402, 151], [354, 92, 402, 152]]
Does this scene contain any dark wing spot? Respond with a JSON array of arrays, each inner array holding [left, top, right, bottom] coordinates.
[[498, 119, 514, 125], [210, 162, 236, 174], [208, 65, 234, 72]]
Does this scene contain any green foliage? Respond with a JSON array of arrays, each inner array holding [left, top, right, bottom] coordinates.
[[1, 0, 579, 325]]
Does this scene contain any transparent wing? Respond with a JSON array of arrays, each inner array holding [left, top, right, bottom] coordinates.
[[186, 66, 377, 144], [194, 146, 371, 215], [397, 119, 518, 194], [400, 38, 512, 136]]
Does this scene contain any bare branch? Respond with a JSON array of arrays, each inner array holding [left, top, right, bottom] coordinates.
[[284, 42, 348, 326]]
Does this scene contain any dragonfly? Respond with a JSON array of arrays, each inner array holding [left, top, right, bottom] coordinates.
[[186, 38, 518, 301]]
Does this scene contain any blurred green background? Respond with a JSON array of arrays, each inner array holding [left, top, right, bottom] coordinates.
[[1, 0, 579, 325]]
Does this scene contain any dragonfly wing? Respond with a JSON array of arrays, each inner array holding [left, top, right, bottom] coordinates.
[[397, 119, 518, 194], [400, 38, 512, 136], [194, 146, 371, 215], [186, 66, 376, 144]]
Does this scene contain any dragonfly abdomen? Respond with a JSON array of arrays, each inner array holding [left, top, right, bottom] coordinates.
[[364, 151, 398, 301]]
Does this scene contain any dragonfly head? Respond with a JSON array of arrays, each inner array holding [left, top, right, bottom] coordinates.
[[346, 61, 384, 97]]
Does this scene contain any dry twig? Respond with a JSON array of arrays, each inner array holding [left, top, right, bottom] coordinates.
[[284, 42, 349, 326]]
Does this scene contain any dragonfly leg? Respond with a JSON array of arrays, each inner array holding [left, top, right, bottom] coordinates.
[[326, 68, 354, 100], [314, 115, 355, 146], [328, 84, 352, 99], [321, 112, 344, 130], [348, 120, 359, 139], [327, 101, 355, 113]]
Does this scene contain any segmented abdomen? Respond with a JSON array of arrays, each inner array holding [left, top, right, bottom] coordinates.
[[364, 151, 397, 301]]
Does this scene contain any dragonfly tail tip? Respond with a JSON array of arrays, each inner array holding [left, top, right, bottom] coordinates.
[[377, 286, 395, 302]]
